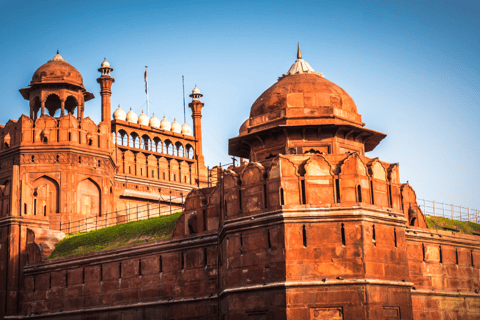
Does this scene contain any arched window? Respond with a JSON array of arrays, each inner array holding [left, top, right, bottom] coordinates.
[[175, 142, 184, 157], [141, 135, 150, 151], [164, 140, 173, 155], [153, 137, 162, 152], [65, 96, 78, 115], [130, 132, 140, 148], [117, 130, 127, 146], [45, 94, 61, 117], [186, 144, 194, 159]]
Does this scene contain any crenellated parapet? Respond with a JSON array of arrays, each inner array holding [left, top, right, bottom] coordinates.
[[175, 152, 427, 239], [0, 113, 110, 153]]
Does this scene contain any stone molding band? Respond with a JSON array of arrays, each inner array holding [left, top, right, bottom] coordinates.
[[219, 279, 415, 297], [3, 294, 219, 319]]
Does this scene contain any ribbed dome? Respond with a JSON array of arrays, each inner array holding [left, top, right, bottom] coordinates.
[[181, 122, 192, 135], [31, 52, 84, 87], [149, 113, 160, 128], [160, 116, 171, 131], [113, 105, 126, 121], [138, 110, 149, 126], [126, 108, 138, 123], [171, 118, 181, 133]]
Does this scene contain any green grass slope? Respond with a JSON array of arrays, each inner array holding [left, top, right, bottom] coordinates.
[[426, 215, 480, 236], [49, 212, 182, 260]]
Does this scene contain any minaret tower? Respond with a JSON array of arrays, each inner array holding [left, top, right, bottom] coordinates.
[[189, 86, 206, 185], [97, 58, 115, 127]]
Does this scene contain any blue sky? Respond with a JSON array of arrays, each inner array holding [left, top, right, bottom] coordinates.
[[1, 0, 479, 209]]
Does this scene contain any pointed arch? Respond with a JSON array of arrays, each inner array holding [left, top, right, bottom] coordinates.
[[45, 93, 61, 117], [31, 175, 59, 217], [338, 153, 370, 204], [77, 178, 101, 217], [304, 155, 334, 205], [65, 96, 78, 115]]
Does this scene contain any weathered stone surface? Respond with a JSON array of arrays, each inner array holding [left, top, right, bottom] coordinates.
[[2, 49, 480, 320]]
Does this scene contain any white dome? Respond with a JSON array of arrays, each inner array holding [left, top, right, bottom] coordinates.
[[171, 118, 181, 133], [101, 58, 110, 68], [138, 110, 149, 126], [181, 122, 192, 135], [113, 105, 126, 121], [192, 86, 201, 94], [160, 116, 171, 131], [51, 51, 64, 62], [126, 108, 138, 123], [149, 113, 160, 128]]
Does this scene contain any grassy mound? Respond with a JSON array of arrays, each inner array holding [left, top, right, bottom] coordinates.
[[426, 215, 480, 236], [49, 212, 182, 260]]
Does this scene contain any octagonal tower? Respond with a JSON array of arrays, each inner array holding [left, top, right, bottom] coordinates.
[[177, 46, 429, 319], [229, 45, 386, 161], [19, 51, 94, 120]]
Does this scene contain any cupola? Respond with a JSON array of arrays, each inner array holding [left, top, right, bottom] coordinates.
[[228, 45, 387, 161], [149, 113, 160, 128], [160, 116, 171, 131], [181, 122, 192, 135], [98, 58, 113, 76], [126, 108, 138, 123], [113, 104, 126, 121], [138, 110, 149, 126], [171, 118, 181, 133], [189, 85, 203, 101], [19, 51, 94, 120]]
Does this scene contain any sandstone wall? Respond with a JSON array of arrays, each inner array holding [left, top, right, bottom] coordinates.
[[407, 228, 480, 319], [16, 235, 218, 319]]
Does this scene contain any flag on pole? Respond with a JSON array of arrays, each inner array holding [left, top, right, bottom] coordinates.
[[144, 67, 148, 94]]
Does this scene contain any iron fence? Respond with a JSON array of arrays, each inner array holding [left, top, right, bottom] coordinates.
[[50, 198, 184, 234], [418, 199, 479, 223]]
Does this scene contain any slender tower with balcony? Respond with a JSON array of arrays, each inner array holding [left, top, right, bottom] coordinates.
[[97, 59, 115, 128], [189, 86, 207, 186]]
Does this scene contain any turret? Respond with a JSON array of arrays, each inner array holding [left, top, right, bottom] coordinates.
[[19, 51, 94, 120]]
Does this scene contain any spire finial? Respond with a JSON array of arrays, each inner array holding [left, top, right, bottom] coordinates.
[[57, 49, 59, 54], [297, 43, 302, 60]]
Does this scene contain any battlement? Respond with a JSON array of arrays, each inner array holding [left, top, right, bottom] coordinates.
[[176, 153, 426, 238], [0, 113, 110, 154]]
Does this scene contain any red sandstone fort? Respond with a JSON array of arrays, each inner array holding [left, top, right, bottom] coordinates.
[[0, 47, 479, 319]]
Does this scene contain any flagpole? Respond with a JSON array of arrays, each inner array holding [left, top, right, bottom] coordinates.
[[182, 75, 186, 124], [145, 66, 149, 117]]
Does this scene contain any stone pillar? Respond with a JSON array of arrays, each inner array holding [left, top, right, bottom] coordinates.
[[41, 100, 45, 116], [60, 99, 65, 116]]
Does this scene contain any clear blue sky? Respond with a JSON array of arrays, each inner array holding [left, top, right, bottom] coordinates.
[[1, 0, 479, 209]]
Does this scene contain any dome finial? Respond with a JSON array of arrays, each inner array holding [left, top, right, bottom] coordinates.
[[57, 49, 59, 55], [51, 50, 64, 61], [297, 43, 302, 60]]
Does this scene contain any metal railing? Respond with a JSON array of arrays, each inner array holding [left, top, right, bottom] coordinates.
[[50, 198, 183, 234], [418, 199, 480, 223]]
